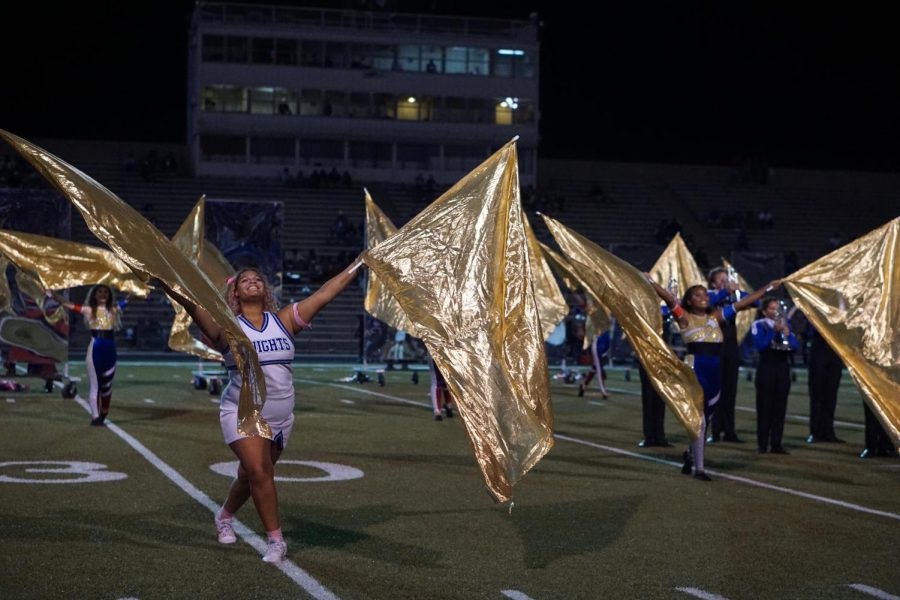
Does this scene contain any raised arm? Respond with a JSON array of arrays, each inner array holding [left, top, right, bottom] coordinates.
[[48, 290, 77, 311], [645, 274, 689, 329], [156, 281, 228, 352], [733, 280, 781, 312], [279, 259, 362, 334]]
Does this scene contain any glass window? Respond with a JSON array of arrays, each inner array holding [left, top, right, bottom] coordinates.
[[300, 40, 322, 66], [421, 46, 442, 73], [445, 144, 486, 171], [514, 100, 536, 125], [299, 89, 322, 116], [252, 38, 275, 64], [349, 44, 373, 69], [299, 139, 344, 165], [373, 93, 395, 119], [396, 96, 418, 121], [323, 91, 346, 117], [202, 35, 225, 62], [440, 97, 466, 123], [202, 85, 247, 112], [397, 144, 439, 170], [348, 93, 371, 118], [372, 44, 396, 71], [348, 141, 391, 168], [444, 47, 467, 74], [200, 135, 245, 162], [397, 45, 420, 72], [250, 87, 276, 114], [275, 39, 297, 65], [226, 36, 249, 63], [467, 48, 489, 76], [324, 42, 347, 68], [251, 137, 294, 164], [492, 51, 514, 78], [495, 102, 513, 125], [517, 50, 536, 78], [467, 98, 492, 123]]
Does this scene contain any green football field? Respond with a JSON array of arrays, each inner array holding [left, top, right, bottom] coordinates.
[[1, 363, 897, 600]]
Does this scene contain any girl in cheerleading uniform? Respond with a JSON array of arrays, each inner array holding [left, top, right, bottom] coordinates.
[[161, 262, 359, 563], [52, 286, 126, 426], [649, 278, 778, 480]]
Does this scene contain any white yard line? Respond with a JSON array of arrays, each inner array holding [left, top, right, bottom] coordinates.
[[848, 584, 900, 600], [675, 587, 730, 600], [311, 381, 900, 522], [69, 392, 341, 600], [501, 590, 538, 600]]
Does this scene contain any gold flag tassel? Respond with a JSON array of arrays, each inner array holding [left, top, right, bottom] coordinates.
[[784, 217, 900, 451], [0, 130, 269, 439], [541, 214, 704, 439], [362, 140, 553, 503]]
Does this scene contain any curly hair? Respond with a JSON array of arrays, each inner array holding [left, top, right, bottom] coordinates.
[[226, 268, 279, 315]]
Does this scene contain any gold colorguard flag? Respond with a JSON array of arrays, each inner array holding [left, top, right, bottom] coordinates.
[[540, 241, 611, 339], [784, 217, 900, 450], [541, 214, 704, 439], [362, 140, 553, 503], [0, 229, 151, 297], [169, 196, 234, 361], [722, 258, 755, 342], [649, 232, 705, 295], [363, 190, 417, 336], [523, 215, 569, 341], [0, 130, 270, 439], [0, 255, 64, 324]]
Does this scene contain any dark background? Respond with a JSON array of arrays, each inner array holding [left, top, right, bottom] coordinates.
[[2, 1, 898, 171]]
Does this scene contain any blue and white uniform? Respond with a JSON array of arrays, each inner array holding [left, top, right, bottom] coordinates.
[[220, 312, 300, 448], [76, 302, 124, 420]]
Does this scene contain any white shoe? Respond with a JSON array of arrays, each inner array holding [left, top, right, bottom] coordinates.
[[262, 539, 288, 563], [215, 517, 237, 544]]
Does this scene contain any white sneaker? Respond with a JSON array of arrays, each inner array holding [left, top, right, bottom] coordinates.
[[215, 517, 237, 544], [262, 539, 288, 563]]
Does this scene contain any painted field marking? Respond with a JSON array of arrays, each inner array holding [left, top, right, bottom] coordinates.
[[675, 587, 730, 600], [849, 584, 900, 599], [67, 393, 341, 600], [502, 590, 538, 600], [308, 380, 900, 522], [143, 398, 155, 404]]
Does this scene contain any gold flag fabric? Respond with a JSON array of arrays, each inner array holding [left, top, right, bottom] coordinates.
[[649, 233, 705, 297], [523, 215, 570, 341], [784, 218, 900, 450], [0, 229, 151, 297], [168, 197, 232, 361], [540, 242, 611, 339], [0, 256, 11, 314], [722, 258, 756, 342], [541, 214, 704, 439], [363, 191, 417, 336], [361, 141, 553, 503], [0, 130, 270, 439]]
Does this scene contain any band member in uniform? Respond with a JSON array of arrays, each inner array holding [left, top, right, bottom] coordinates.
[[751, 299, 799, 454]]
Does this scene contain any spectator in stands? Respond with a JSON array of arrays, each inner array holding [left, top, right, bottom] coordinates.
[[123, 152, 137, 173], [341, 171, 353, 188], [425, 174, 436, 198], [277, 98, 292, 115], [426, 59, 438, 74], [279, 167, 291, 186]]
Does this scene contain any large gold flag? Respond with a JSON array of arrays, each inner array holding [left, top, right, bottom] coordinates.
[[0, 256, 64, 324], [523, 215, 570, 341], [0, 229, 151, 297], [540, 241, 611, 339], [168, 196, 233, 361], [362, 141, 553, 503], [542, 214, 704, 438], [0, 130, 270, 439], [649, 232, 705, 296], [721, 258, 756, 342], [363, 190, 417, 336], [784, 218, 900, 450]]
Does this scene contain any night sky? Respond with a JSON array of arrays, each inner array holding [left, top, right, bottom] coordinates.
[[2, 1, 898, 171]]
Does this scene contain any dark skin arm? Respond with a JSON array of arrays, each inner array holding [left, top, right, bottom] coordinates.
[[156, 281, 229, 352]]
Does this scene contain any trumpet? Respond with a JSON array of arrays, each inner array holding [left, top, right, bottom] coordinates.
[[773, 300, 792, 348]]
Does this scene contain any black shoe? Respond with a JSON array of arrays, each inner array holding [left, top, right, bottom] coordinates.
[[577, 383, 585, 397], [44, 379, 54, 393], [693, 471, 712, 481], [770, 446, 790, 455], [434, 414, 443, 421], [638, 439, 656, 448], [825, 435, 846, 444], [859, 448, 873, 459], [758, 447, 768, 454], [681, 451, 693, 475], [806, 435, 818, 444], [722, 435, 744, 443], [90, 416, 106, 427], [444, 406, 454, 419], [706, 434, 718, 444], [658, 439, 674, 448]]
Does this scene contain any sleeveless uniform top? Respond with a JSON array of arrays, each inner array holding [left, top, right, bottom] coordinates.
[[223, 312, 295, 400], [680, 312, 723, 344], [77, 306, 116, 330]]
